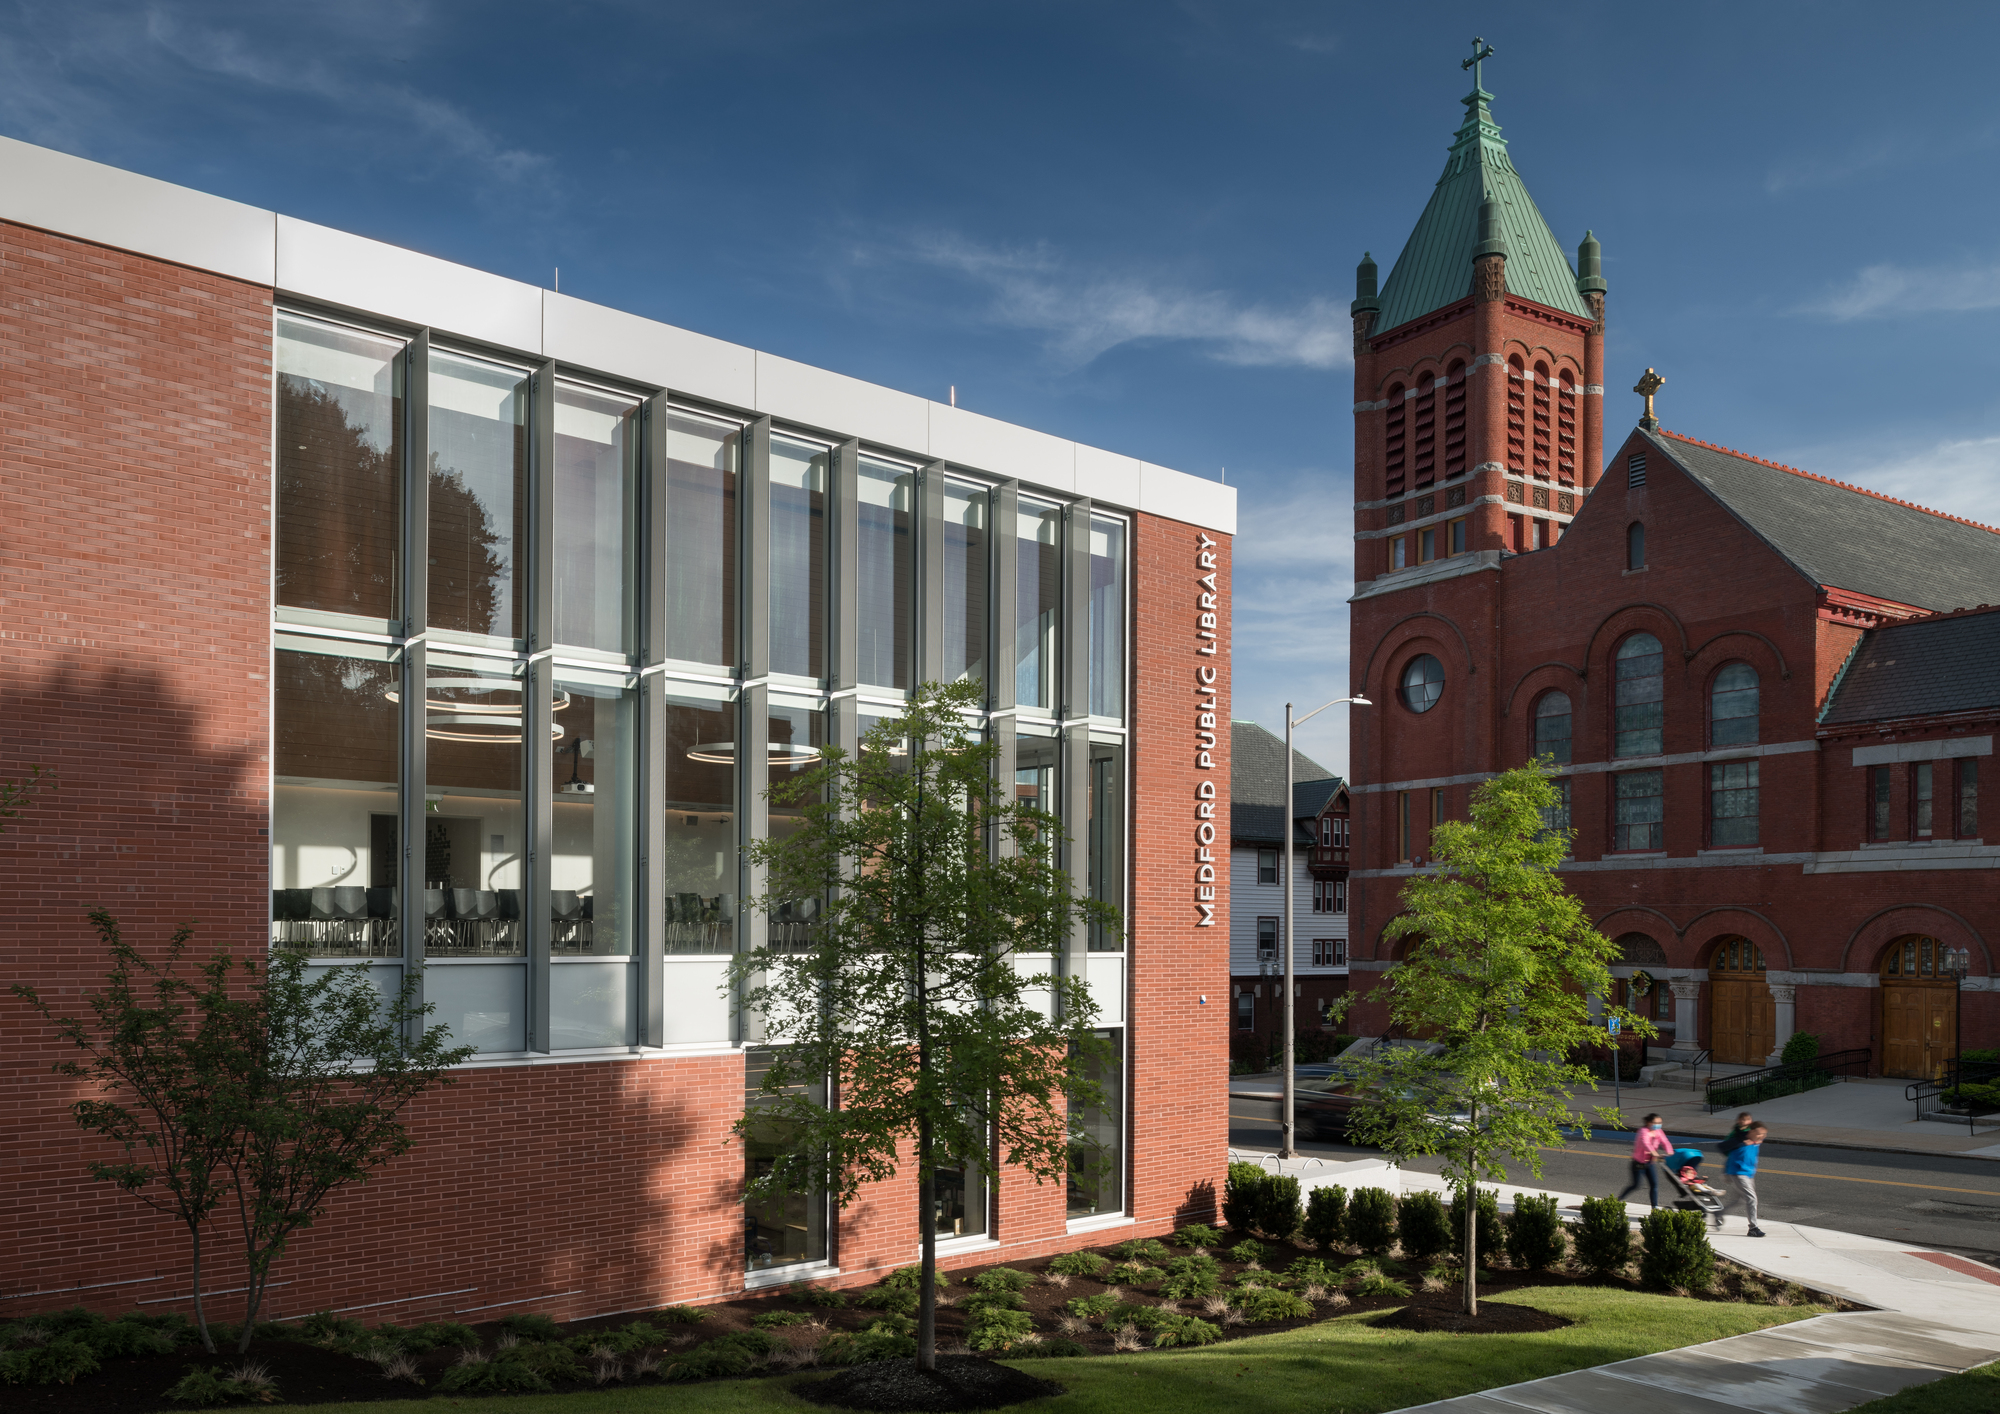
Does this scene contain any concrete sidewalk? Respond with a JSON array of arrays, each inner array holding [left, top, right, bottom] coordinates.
[[1228, 1150, 2000, 1414]]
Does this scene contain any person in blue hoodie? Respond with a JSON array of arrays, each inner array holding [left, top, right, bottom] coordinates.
[[1718, 1122, 1768, 1237]]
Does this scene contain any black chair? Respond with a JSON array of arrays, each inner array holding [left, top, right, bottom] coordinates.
[[366, 887, 396, 919], [330, 886, 367, 920], [450, 889, 498, 921], [497, 889, 522, 920], [550, 890, 583, 922], [423, 889, 448, 921]]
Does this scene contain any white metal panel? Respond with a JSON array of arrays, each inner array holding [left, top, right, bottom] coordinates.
[[544, 292, 755, 408], [1011, 951, 1057, 1021], [1073, 443, 1143, 510], [549, 960, 638, 1049], [1085, 953, 1125, 1027], [1138, 462, 1237, 536], [930, 404, 1076, 494], [755, 351, 930, 451], [661, 957, 734, 1045], [0, 135, 276, 285], [277, 215, 543, 352]]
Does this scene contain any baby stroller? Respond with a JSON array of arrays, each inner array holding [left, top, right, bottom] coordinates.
[[1664, 1146, 1723, 1219]]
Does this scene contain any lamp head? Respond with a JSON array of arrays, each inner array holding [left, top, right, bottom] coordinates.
[[1350, 696, 1372, 706]]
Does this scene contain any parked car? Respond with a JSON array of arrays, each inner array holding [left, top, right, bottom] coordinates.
[[1296, 1068, 1472, 1144]]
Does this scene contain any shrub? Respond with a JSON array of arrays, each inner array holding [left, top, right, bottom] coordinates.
[[1303, 1185, 1347, 1251], [299, 1311, 366, 1344], [1234, 1287, 1313, 1321], [1064, 1294, 1120, 1321], [750, 1310, 809, 1328], [1286, 1258, 1341, 1287], [1226, 1238, 1267, 1265], [1780, 1031, 1821, 1068], [1962, 1048, 2000, 1065], [1640, 1209, 1715, 1291], [960, 1290, 1028, 1317], [1222, 1161, 1268, 1233], [165, 1365, 263, 1405], [1505, 1193, 1568, 1271], [0, 1338, 100, 1387], [879, 1264, 948, 1291], [405, 1322, 481, 1353], [656, 1305, 706, 1324], [663, 1331, 775, 1382], [1109, 1238, 1172, 1263], [821, 1328, 917, 1365], [1169, 1223, 1223, 1248], [1574, 1194, 1633, 1277], [1150, 1315, 1222, 1348], [862, 1314, 916, 1336], [498, 1312, 564, 1342], [1446, 1187, 1503, 1263], [856, 1287, 919, 1316], [435, 1354, 555, 1395], [1108, 1262, 1165, 1287], [1347, 1188, 1397, 1254], [79, 1320, 177, 1359], [1352, 1273, 1413, 1299], [1396, 1191, 1452, 1262], [1034, 1337, 1088, 1357], [789, 1282, 847, 1308], [1160, 1267, 1219, 1300], [1253, 1173, 1304, 1240], [966, 1307, 1035, 1352], [565, 1321, 660, 1355], [969, 1266, 1037, 1293], [1047, 1250, 1112, 1278]]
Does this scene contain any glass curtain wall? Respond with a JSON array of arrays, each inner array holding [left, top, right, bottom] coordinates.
[[552, 383, 639, 656], [767, 700, 827, 950], [1088, 517, 1126, 720], [856, 457, 914, 690], [942, 480, 988, 686], [275, 318, 404, 624], [663, 411, 739, 669], [550, 672, 639, 1047], [1067, 1030, 1124, 1218], [744, 1047, 830, 1273], [1016, 499, 1062, 711], [663, 684, 739, 953], [1088, 741, 1126, 951], [428, 351, 529, 644], [770, 436, 828, 682]]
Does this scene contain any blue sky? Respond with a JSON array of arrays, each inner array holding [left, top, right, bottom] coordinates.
[[8, 1, 2000, 774]]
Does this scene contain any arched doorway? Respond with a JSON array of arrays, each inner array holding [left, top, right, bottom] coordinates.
[[1880, 936, 1958, 1079], [1709, 937, 1774, 1065]]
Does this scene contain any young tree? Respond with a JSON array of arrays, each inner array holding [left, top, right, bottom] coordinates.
[[733, 680, 1117, 1371], [15, 919, 473, 1352], [1344, 762, 1650, 1315]]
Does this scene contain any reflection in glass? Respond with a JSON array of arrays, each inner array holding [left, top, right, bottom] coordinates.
[[932, 1138, 988, 1240], [553, 383, 639, 655], [552, 675, 637, 955], [421, 659, 526, 956], [664, 413, 739, 668], [428, 351, 529, 641], [1088, 517, 1126, 719], [771, 437, 827, 680], [662, 686, 738, 954], [1015, 730, 1059, 832], [272, 645, 400, 958], [1067, 1029, 1123, 1218], [768, 703, 827, 952], [943, 481, 988, 686], [744, 1048, 829, 1271], [276, 316, 403, 622], [1088, 742, 1125, 951], [1016, 500, 1062, 710], [856, 457, 913, 689]]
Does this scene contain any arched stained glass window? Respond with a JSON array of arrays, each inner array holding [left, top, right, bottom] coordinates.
[[1711, 662, 1759, 747], [1614, 633, 1664, 757], [1534, 691, 1572, 765]]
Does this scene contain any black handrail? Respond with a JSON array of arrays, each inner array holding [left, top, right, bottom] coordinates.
[[1907, 1058, 2000, 1131], [1704, 1048, 1871, 1113]]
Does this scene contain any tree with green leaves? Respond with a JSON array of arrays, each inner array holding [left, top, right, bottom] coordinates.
[[1344, 761, 1650, 1315], [733, 679, 1118, 1371], [14, 916, 473, 1352]]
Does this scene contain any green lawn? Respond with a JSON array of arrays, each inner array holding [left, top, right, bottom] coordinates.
[[1847, 1359, 2000, 1414], [273, 1287, 1819, 1414]]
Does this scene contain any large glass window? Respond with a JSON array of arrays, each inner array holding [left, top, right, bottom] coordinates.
[[1613, 769, 1664, 851], [1710, 662, 1759, 747], [271, 643, 401, 959], [1534, 691, 1572, 765], [943, 480, 988, 686], [1711, 760, 1758, 847], [663, 684, 739, 954], [1961, 759, 1980, 838], [1914, 761, 1935, 839], [551, 673, 637, 954], [770, 436, 828, 681], [1400, 654, 1444, 713], [275, 317, 404, 623], [1015, 727, 1059, 830], [1088, 741, 1125, 951], [420, 657, 527, 958], [1016, 499, 1062, 711], [663, 412, 739, 669], [428, 351, 529, 643], [552, 383, 639, 656], [1066, 1030, 1123, 1219], [856, 457, 913, 690], [932, 1113, 989, 1242], [1089, 516, 1127, 719], [744, 1048, 829, 1272], [767, 699, 827, 950], [1613, 633, 1664, 757]]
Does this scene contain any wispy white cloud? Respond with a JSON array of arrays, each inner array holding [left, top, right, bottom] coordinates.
[[1796, 260, 2000, 320], [864, 233, 1350, 372], [1809, 434, 2000, 528], [1763, 138, 1903, 195]]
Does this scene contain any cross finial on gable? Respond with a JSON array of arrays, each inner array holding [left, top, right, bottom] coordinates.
[[1461, 36, 1496, 93], [1634, 368, 1665, 430]]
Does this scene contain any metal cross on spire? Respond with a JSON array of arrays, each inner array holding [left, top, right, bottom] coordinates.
[[1462, 36, 1496, 92]]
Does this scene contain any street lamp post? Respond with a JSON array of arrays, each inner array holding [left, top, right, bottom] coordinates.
[[1281, 692, 1371, 1159], [1943, 945, 1971, 1078]]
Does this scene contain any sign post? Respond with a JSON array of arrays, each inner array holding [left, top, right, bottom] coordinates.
[[1607, 1014, 1622, 1116]]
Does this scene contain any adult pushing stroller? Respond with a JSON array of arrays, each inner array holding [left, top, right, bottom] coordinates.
[[1663, 1145, 1723, 1219]]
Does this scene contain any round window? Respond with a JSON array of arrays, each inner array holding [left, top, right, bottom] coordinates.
[[1400, 654, 1444, 713]]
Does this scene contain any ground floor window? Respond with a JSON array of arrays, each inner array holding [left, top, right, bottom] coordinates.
[[1067, 1030, 1124, 1219], [743, 1048, 829, 1273], [931, 1127, 989, 1241], [1613, 770, 1663, 851], [1235, 992, 1254, 1030], [1710, 760, 1758, 847]]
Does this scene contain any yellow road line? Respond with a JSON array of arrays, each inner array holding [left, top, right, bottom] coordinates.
[[1549, 1145, 2000, 1197]]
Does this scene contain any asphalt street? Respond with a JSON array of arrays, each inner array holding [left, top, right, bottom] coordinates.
[[1228, 1096, 2000, 1265]]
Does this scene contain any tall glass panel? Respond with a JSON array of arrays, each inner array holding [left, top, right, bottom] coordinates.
[[552, 383, 639, 655], [420, 657, 526, 957], [856, 456, 913, 690], [1067, 1029, 1123, 1218], [275, 317, 404, 623], [428, 351, 529, 642], [1088, 516, 1126, 719], [1015, 727, 1060, 831], [1088, 741, 1126, 951], [932, 1131, 988, 1240], [1015, 499, 1062, 711], [768, 700, 827, 951], [771, 436, 828, 681], [942, 480, 988, 686], [551, 674, 638, 955], [663, 683, 739, 953], [744, 1048, 829, 1272], [1613, 633, 1665, 758], [664, 412, 739, 669], [271, 643, 400, 958]]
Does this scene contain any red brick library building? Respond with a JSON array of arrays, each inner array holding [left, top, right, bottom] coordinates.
[[1344, 77, 1999, 1079], [0, 136, 1235, 1319]]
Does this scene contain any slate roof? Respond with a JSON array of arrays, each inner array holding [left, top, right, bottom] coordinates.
[[1820, 609, 2000, 726], [1373, 86, 1592, 335], [1231, 721, 1341, 845], [1652, 431, 2000, 613]]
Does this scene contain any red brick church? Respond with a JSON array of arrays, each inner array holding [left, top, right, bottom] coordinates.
[[1344, 63, 2000, 1079]]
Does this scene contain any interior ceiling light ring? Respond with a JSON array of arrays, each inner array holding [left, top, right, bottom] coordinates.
[[686, 741, 824, 766]]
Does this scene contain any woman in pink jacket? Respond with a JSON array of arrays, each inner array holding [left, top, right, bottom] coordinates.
[[1618, 1113, 1674, 1209]]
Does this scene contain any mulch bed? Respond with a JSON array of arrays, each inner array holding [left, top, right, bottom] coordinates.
[[797, 1356, 1065, 1412], [1373, 1303, 1573, 1335], [9, 1231, 1849, 1412]]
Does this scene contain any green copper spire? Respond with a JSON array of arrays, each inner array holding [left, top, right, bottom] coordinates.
[[1352, 251, 1380, 317], [1473, 195, 1506, 259], [1370, 47, 1594, 335], [1576, 229, 1606, 296]]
